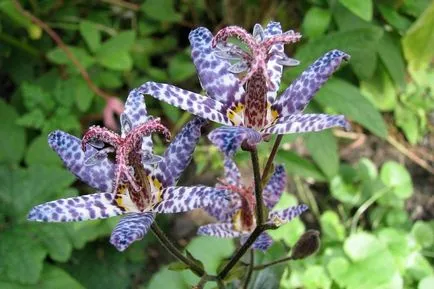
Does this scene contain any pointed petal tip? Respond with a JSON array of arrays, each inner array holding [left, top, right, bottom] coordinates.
[[188, 27, 212, 45]]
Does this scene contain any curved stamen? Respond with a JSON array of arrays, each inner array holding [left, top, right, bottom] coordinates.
[[82, 126, 121, 152], [263, 31, 302, 51], [212, 26, 258, 52]]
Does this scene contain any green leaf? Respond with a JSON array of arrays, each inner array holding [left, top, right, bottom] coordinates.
[[16, 109, 46, 130], [377, 32, 406, 88], [402, 1, 434, 69], [0, 99, 26, 164], [79, 20, 101, 53], [94, 70, 123, 89], [0, 265, 85, 289], [315, 78, 388, 138], [33, 224, 74, 262], [73, 77, 94, 112], [47, 46, 95, 71], [0, 226, 47, 284], [160, 102, 181, 123], [320, 210, 346, 241], [395, 105, 420, 144], [20, 82, 55, 112], [167, 262, 190, 272], [330, 175, 361, 206], [168, 53, 196, 82], [141, 0, 182, 22], [276, 150, 326, 181], [360, 63, 397, 111], [0, 0, 33, 28], [407, 252, 433, 281], [301, 7, 331, 39], [291, 27, 383, 81], [344, 232, 384, 261], [377, 3, 412, 33], [95, 31, 135, 71], [357, 158, 378, 181], [147, 266, 188, 289], [302, 265, 332, 289], [419, 276, 434, 289], [338, 0, 373, 21], [380, 161, 413, 199], [412, 221, 434, 248], [304, 130, 339, 180], [25, 134, 62, 166]]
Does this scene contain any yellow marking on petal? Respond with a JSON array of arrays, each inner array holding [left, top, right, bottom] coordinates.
[[227, 103, 245, 126], [232, 210, 243, 232], [114, 184, 140, 213], [149, 175, 163, 203], [270, 215, 283, 227]]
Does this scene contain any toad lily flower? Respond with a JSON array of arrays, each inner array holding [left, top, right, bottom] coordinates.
[[28, 89, 230, 251], [198, 157, 308, 251], [137, 22, 350, 156]]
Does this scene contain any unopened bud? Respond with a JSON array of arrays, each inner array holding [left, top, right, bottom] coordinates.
[[290, 230, 320, 260]]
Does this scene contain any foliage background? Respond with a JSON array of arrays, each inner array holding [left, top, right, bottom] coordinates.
[[0, 0, 433, 288]]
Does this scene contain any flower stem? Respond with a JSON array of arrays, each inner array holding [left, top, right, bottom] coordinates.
[[242, 250, 255, 289], [252, 255, 293, 271], [261, 135, 283, 184], [150, 223, 205, 277], [250, 149, 265, 225]]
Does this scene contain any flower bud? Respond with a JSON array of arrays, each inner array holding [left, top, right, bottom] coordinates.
[[290, 230, 320, 260]]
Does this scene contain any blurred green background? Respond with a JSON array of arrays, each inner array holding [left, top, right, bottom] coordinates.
[[0, 0, 433, 288]]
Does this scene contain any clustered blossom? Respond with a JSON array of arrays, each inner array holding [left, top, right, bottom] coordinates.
[[199, 157, 308, 250], [28, 21, 350, 255]]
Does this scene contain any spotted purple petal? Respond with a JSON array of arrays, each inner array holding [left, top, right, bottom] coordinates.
[[264, 21, 284, 104], [153, 186, 230, 213], [268, 204, 309, 225], [222, 156, 241, 186], [189, 27, 245, 106], [197, 223, 241, 238], [27, 193, 122, 222], [262, 114, 350, 135], [241, 232, 273, 251], [110, 212, 155, 251], [208, 126, 262, 157], [158, 117, 207, 187], [263, 164, 286, 209], [272, 50, 350, 116], [48, 130, 114, 192], [138, 81, 243, 126]]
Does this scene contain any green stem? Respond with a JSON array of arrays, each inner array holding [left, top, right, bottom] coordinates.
[[253, 255, 293, 271], [251, 149, 265, 225], [150, 223, 205, 277], [261, 135, 283, 184], [242, 250, 255, 289]]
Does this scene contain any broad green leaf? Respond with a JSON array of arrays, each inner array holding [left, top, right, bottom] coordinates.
[[357, 158, 377, 181], [377, 3, 412, 33], [253, 268, 281, 289], [377, 228, 411, 262], [402, 1, 434, 69], [79, 20, 101, 53], [0, 99, 26, 164], [25, 134, 62, 166], [332, 3, 373, 31], [304, 130, 338, 180], [0, 0, 33, 28], [276, 150, 326, 181], [327, 257, 350, 287], [16, 109, 46, 130], [411, 221, 434, 248], [360, 63, 397, 111], [330, 175, 361, 206], [47, 46, 95, 70], [380, 161, 413, 199], [0, 265, 85, 289], [419, 276, 434, 289], [291, 27, 383, 81], [302, 265, 332, 289], [147, 266, 188, 289], [395, 105, 420, 144], [168, 53, 196, 82], [20, 82, 55, 112], [160, 102, 181, 123], [94, 70, 123, 89], [301, 7, 331, 39], [141, 0, 182, 22], [33, 224, 74, 262], [315, 78, 388, 138], [95, 31, 135, 71], [402, 0, 431, 17], [339, 0, 373, 21], [0, 226, 47, 284], [320, 210, 346, 241], [377, 32, 406, 88], [73, 77, 94, 112], [406, 252, 434, 280], [344, 232, 384, 261]]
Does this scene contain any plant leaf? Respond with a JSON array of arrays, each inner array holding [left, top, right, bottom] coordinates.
[[338, 0, 373, 21], [0, 99, 26, 164]]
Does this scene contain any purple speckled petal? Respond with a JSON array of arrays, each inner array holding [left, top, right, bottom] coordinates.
[[110, 212, 155, 251], [189, 27, 245, 106], [153, 186, 230, 213], [263, 164, 286, 209], [272, 50, 350, 116], [48, 130, 114, 192], [241, 232, 273, 251], [122, 89, 154, 169], [268, 204, 308, 225], [208, 126, 262, 157], [222, 157, 241, 186], [262, 114, 350, 135], [27, 193, 122, 222], [158, 117, 207, 187], [204, 187, 241, 223], [197, 223, 241, 238], [138, 81, 243, 126], [264, 21, 284, 104]]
